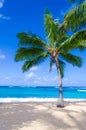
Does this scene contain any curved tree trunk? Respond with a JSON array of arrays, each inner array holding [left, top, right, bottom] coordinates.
[[55, 57, 64, 107]]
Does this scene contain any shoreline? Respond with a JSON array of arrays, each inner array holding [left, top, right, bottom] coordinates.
[[0, 97, 86, 103]]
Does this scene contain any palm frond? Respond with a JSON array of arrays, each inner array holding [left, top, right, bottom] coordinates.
[[60, 53, 82, 67], [49, 58, 55, 72], [44, 12, 59, 46], [15, 48, 45, 61], [58, 30, 86, 52], [22, 53, 48, 72], [62, 2, 86, 31], [58, 59, 65, 78], [17, 32, 48, 49], [57, 28, 69, 44], [49, 58, 53, 72]]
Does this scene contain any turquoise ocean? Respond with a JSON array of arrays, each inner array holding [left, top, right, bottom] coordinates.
[[0, 86, 86, 102]]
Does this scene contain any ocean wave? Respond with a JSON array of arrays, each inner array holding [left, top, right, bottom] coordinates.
[[0, 98, 57, 103], [77, 90, 86, 92], [0, 98, 86, 103]]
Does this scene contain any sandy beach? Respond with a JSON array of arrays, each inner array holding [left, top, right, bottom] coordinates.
[[0, 101, 86, 130]]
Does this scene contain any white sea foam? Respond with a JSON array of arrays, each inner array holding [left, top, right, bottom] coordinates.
[[77, 90, 86, 92], [0, 98, 57, 103], [0, 98, 86, 103]]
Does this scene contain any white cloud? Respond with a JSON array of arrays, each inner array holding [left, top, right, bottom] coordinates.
[[52, 76, 57, 81], [25, 72, 36, 79], [30, 66, 38, 71], [33, 75, 58, 86], [0, 53, 5, 59], [5, 76, 10, 80], [0, 2, 3, 8], [0, 0, 5, 8], [63, 78, 69, 82], [0, 14, 10, 20], [0, 50, 6, 59], [0, 1, 10, 20], [23, 72, 56, 86]]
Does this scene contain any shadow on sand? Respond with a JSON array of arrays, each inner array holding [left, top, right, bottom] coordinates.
[[0, 102, 86, 130]]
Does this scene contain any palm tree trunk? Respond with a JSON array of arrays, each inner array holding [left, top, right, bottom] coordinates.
[[55, 57, 64, 107]]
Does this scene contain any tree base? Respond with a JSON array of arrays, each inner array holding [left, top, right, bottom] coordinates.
[[57, 103, 64, 108], [57, 99, 64, 108]]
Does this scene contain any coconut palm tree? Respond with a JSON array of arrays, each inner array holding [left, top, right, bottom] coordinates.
[[15, 11, 86, 107]]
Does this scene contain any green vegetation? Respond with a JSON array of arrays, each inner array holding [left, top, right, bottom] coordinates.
[[63, 1, 86, 31], [15, 4, 86, 107]]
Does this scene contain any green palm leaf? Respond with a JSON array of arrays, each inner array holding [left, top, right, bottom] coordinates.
[[22, 53, 48, 72], [44, 12, 59, 46], [58, 59, 65, 78], [17, 32, 48, 49], [57, 28, 69, 44], [49, 58, 55, 72], [44, 12, 68, 47], [58, 30, 86, 52], [15, 48, 45, 61], [62, 2, 86, 31], [60, 53, 82, 67]]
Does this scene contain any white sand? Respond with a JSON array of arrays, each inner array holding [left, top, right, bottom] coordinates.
[[0, 102, 86, 130]]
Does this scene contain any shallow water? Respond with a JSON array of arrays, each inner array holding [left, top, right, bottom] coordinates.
[[0, 86, 86, 99]]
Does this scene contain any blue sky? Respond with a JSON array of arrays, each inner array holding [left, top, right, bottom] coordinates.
[[0, 0, 86, 86]]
